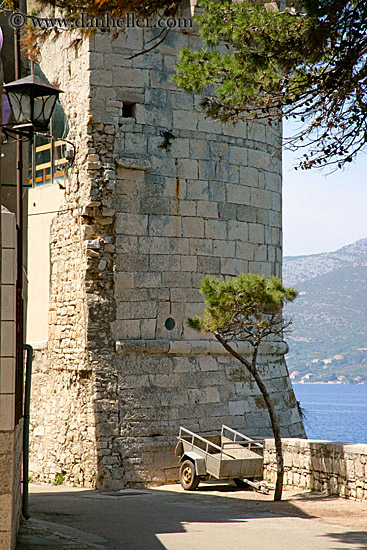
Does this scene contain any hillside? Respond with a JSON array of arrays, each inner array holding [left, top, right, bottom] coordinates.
[[283, 238, 367, 383], [283, 237, 367, 286]]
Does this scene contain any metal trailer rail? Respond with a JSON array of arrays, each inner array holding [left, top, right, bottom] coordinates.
[[175, 425, 268, 493]]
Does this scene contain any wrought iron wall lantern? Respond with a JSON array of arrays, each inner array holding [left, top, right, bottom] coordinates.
[[4, 74, 61, 136], [2, 74, 75, 165]]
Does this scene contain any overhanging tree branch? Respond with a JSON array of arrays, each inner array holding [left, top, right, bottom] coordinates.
[[174, 0, 367, 170]]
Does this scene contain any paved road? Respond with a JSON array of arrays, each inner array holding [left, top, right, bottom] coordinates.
[[17, 483, 367, 550]]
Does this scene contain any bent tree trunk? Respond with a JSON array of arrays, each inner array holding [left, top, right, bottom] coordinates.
[[249, 365, 284, 501], [215, 334, 284, 501]]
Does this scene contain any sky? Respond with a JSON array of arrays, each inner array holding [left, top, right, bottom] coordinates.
[[282, 142, 367, 258]]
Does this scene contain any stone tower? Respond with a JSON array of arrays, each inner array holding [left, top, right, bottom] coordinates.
[[27, 2, 305, 489]]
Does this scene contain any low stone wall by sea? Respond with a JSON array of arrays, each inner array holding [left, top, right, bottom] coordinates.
[[263, 438, 367, 500]]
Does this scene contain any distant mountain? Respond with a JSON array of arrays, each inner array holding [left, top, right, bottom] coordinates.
[[283, 237, 367, 287], [283, 238, 367, 383]]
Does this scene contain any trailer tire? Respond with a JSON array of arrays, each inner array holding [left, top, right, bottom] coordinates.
[[180, 460, 200, 490]]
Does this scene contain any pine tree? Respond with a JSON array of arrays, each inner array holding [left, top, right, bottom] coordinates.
[[174, 0, 367, 170], [188, 273, 297, 501]]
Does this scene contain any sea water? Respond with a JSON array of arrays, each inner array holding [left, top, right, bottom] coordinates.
[[292, 383, 367, 444]]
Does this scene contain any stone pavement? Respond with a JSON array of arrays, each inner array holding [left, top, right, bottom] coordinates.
[[16, 483, 367, 550]]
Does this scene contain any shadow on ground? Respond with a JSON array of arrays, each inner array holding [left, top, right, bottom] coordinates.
[[16, 483, 367, 550], [320, 531, 367, 550]]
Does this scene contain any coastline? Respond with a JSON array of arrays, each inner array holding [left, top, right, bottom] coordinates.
[[292, 381, 367, 385]]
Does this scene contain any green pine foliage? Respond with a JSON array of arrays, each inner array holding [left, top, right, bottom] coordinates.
[[174, 0, 367, 170], [175, 1, 317, 109], [188, 273, 297, 342]]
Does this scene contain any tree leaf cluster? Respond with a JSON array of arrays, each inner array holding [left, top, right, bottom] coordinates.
[[188, 273, 297, 345], [174, 0, 367, 170]]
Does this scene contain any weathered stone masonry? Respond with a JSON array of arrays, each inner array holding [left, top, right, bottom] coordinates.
[[28, 5, 305, 489], [264, 439, 367, 500]]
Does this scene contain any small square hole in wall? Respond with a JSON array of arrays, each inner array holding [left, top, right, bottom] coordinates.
[[122, 102, 136, 118]]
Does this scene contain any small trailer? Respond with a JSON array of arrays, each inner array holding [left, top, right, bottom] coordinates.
[[175, 425, 268, 493]]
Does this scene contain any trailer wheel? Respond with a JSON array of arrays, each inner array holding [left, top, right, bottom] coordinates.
[[233, 478, 252, 489], [180, 460, 200, 490]]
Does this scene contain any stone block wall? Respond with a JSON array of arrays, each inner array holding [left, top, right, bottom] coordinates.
[[264, 439, 367, 500], [28, 35, 100, 486], [1, 207, 22, 549], [29, 344, 97, 486], [28, 4, 305, 490], [114, 342, 303, 486]]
